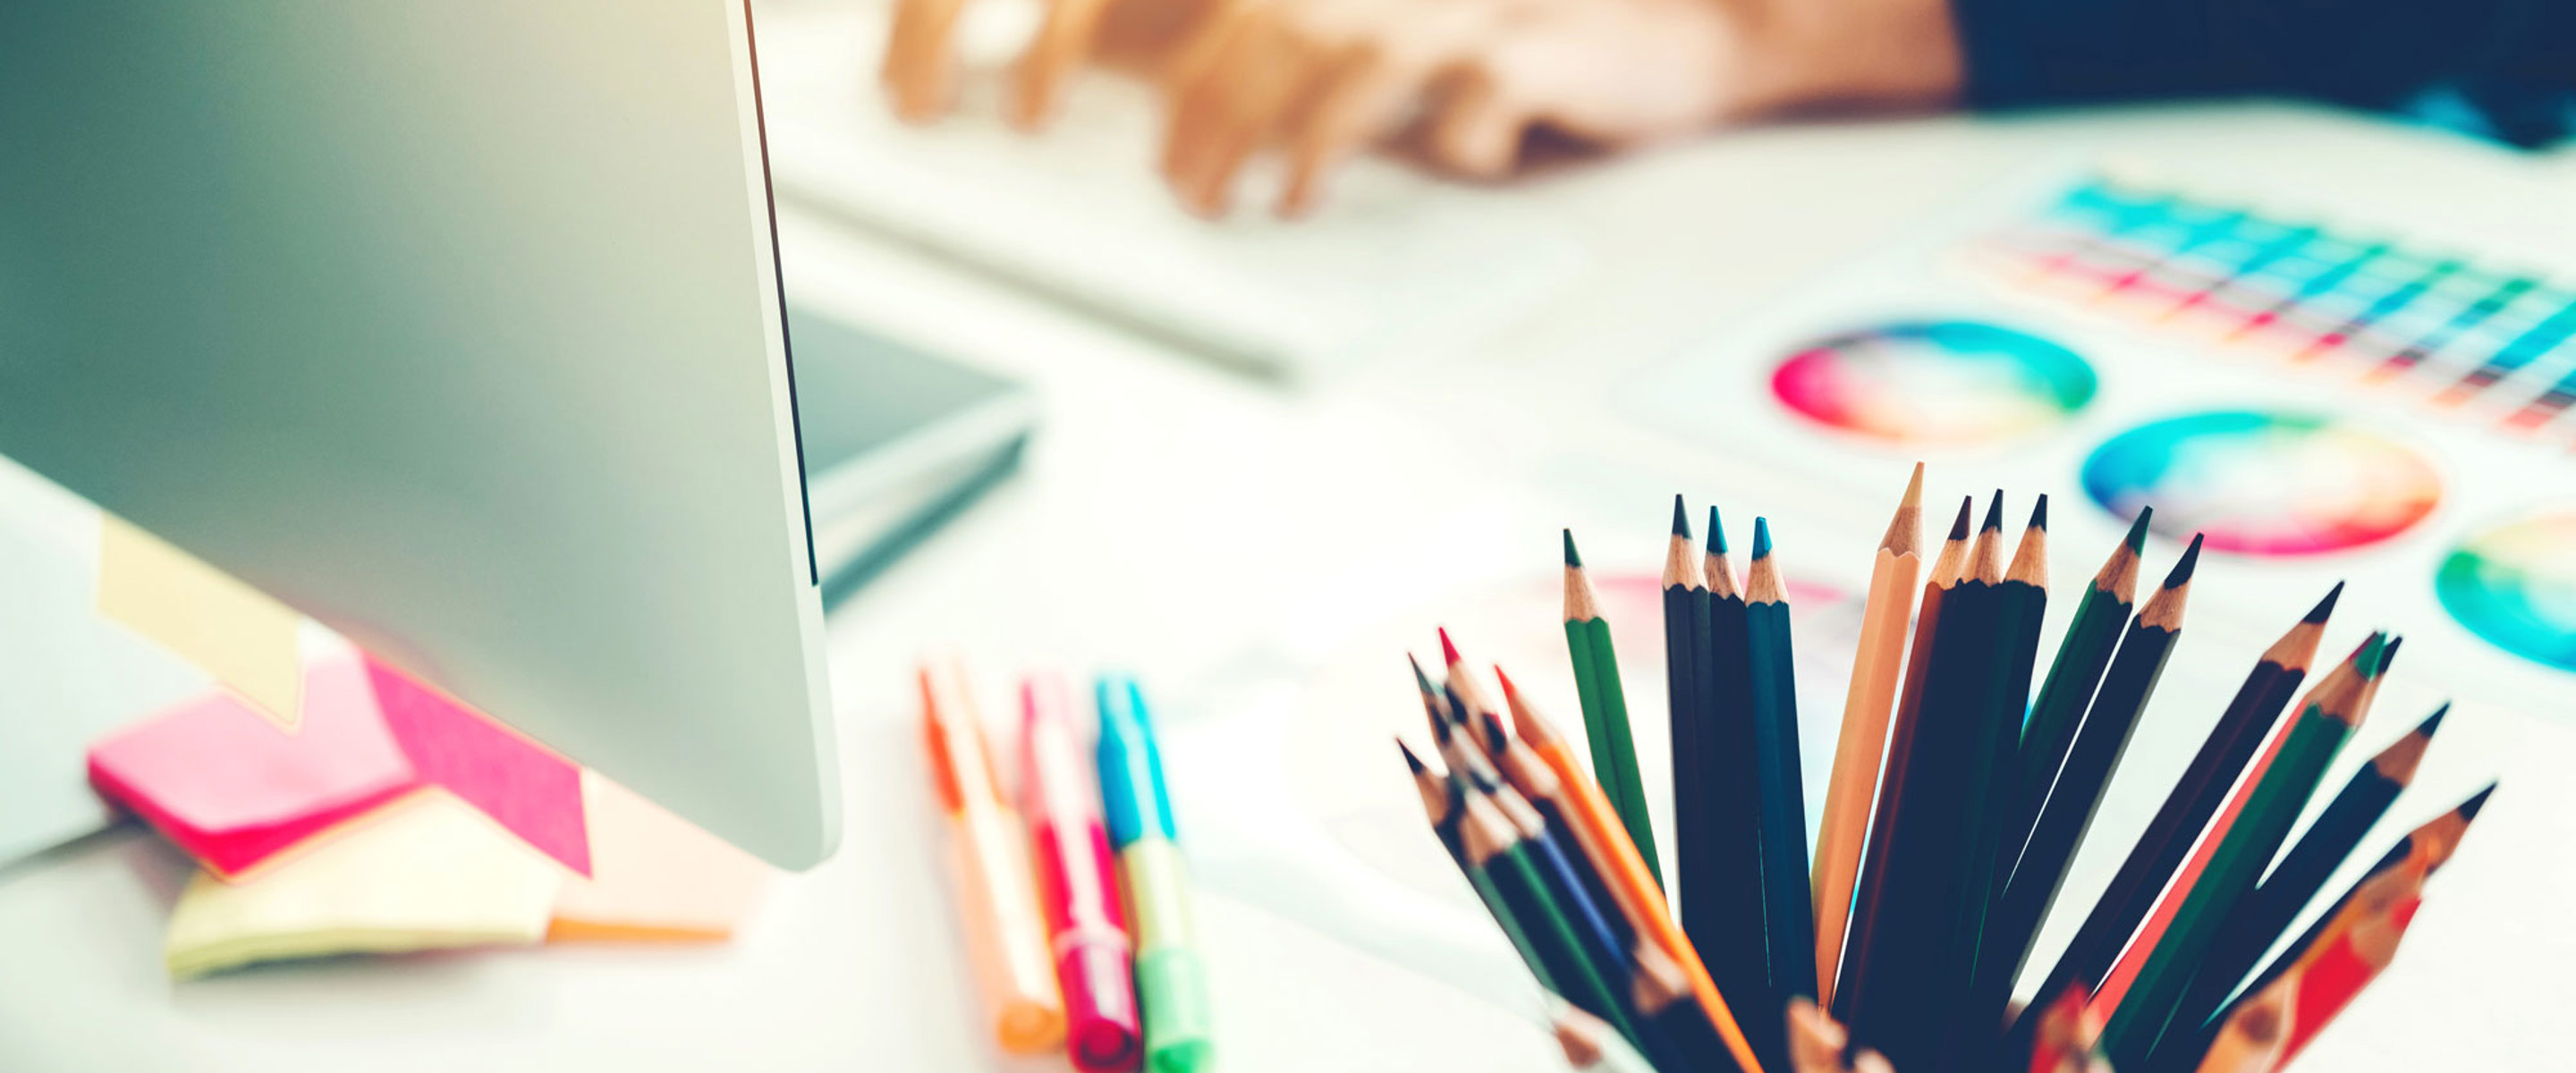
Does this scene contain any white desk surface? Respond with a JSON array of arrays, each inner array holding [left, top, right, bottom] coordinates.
[[1, 101, 2569, 1073]]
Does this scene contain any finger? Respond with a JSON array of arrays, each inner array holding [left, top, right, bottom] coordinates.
[[1176, 24, 1321, 217], [882, 0, 975, 123], [1009, 0, 1114, 131], [1277, 42, 1416, 217], [1158, 4, 1262, 189], [1424, 61, 1528, 180]]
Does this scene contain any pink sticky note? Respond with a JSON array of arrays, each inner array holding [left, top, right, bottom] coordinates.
[[89, 658, 420, 880], [366, 657, 590, 876]]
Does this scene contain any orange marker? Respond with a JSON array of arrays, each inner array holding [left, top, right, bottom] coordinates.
[[919, 657, 1065, 1054]]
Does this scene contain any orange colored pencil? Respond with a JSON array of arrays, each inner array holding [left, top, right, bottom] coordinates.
[[1812, 464, 1923, 1003]]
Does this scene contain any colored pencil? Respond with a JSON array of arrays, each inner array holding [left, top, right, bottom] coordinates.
[[1466, 685, 1632, 954], [2006, 509, 2151, 883], [1021, 672, 1144, 1073], [1813, 465, 1924, 1006], [2024, 981, 2107, 1073], [1748, 517, 1818, 1003], [1697, 504, 1776, 1067], [2167, 783, 2494, 1073], [1404, 739, 1561, 994], [1564, 529, 1658, 883], [1942, 496, 2052, 1069], [917, 657, 1066, 1055], [1953, 532, 2196, 1066], [1843, 498, 1991, 1073], [2022, 584, 2337, 1029], [1097, 676, 1215, 1073], [2087, 634, 2388, 1024], [2224, 863, 2422, 1071], [1831, 499, 1972, 1022], [2097, 632, 2395, 1068], [2162, 704, 2449, 1052], [1665, 497, 1714, 983]]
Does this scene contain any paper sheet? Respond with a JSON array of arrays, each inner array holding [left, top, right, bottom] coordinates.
[[88, 657, 420, 880], [548, 769, 766, 942], [367, 658, 592, 876], [95, 515, 304, 731], [163, 790, 563, 978]]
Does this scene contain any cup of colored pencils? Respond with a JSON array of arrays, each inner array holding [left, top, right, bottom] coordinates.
[[1394, 465, 2496, 1073]]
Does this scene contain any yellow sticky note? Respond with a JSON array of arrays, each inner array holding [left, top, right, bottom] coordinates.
[[96, 515, 304, 731], [164, 790, 563, 979], [547, 768, 767, 942]]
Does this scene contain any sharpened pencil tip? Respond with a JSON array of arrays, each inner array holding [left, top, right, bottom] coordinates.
[[2028, 494, 2048, 531], [1672, 494, 1691, 538], [2460, 782, 2499, 818], [1903, 461, 1925, 505], [1946, 497, 1973, 541], [1980, 491, 2004, 533], [1409, 653, 1438, 697], [2162, 533, 2205, 588], [2417, 702, 2450, 738], [1563, 529, 1582, 569], [2124, 507, 2155, 553], [1752, 517, 1773, 559], [2373, 636, 2405, 678], [1708, 507, 1728, 555], [1439, 627, 1462, 668], [1398, 739, 1428, 774], [1493, 665, 1519, 701], [2305, 581, 2346, 624]]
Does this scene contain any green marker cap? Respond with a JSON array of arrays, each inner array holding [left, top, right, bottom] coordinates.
[[1136, 946, 1215, 1073]]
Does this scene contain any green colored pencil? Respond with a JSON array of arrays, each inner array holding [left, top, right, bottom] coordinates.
[[2006, 507, 2149, 870], [1563, 529, 1657, 884], [2098, 632, 2395, 1068], [1746, 518, 1816, 1002]]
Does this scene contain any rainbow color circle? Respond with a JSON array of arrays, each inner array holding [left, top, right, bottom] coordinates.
[[2080, 410, 2443, 556], [1769, 320, 2097, 445], [2436, 510, 2576, 672]]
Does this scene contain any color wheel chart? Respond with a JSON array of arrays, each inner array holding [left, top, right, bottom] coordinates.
[[2437, 510, 2576, 672], [1972, 176, 2576, 448], [2080, 410, 2444, 556], [1768, 320, 2097, 446]]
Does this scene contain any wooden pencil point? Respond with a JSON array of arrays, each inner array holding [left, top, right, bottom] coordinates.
[[1410, 653, 1441, 705], [1704, 508, 1741, 599], [1979, 490, 2005, 534], [2415, 702, 2451, 739], [1881, 469, 1925, 556], [2123, 506, 2154, 553], [2027, 493, 2048, 532], [1945, 496, 1973, 542], [1399, 738, 1431, 775], [1672, 494, 1692, 538], [2371, 636, 2404, 678], [1752, 516, 1774, 560], [1563, 528, 1582, 568], [1709, 506, 1729, 555], [2368, 705, 2445, 784], [2460, 781, 2498, 819], [2006, 504, 2049, 587], [2258, 592, 2334, 671]]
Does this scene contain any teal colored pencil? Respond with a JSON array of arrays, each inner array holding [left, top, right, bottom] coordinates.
[[1745, 519, 1816, 1001]]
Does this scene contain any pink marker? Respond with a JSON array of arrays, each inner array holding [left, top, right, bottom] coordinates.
[[1021, 672, 1142, 1073]]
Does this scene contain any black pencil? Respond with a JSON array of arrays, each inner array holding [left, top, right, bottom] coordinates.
[[2006, 510, 2151, 873], [2009, 583, 2338, 1054], [1665, 496, 1714, 993]]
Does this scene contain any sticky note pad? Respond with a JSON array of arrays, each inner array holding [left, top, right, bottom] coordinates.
[[89, 657, 420, 880], [367, 658, 591, 876], [549, 769, 767, 942], [96, 515, 304, 731], [164, 790, 563, 978]]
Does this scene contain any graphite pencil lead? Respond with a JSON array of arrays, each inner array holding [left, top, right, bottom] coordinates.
[[1947, 496, 1974, 542], [1980, 490, 2006, 534], [2007, 503, 2049, 588], [2369, 705, 2447, 784], [2123, 506, 2154, 553], [1399, 738, 1431, 775], [2370, 637, 2405, 679], [1563, 529, 1582, 569], [2459, 782, 2498, 819], [2029, 493, 2049, 532], [2259, 590, 2336, 672], [2306, 581, 2347, 624], [2161, 533, 2206, 589], [1883, 463, 1926, 556], [1665, 511, 1704, 590], [1479, 710, 1515, 762], [1752, 516, 1774, 560], [2416, 702, 2451, 738], [1673, 494, 1692, 538]]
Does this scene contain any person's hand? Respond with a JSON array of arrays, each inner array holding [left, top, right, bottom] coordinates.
[[883, 0, 1218, 130], [1158, 0, 1967, 218]]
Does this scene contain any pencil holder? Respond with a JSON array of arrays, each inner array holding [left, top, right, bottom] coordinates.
[[1394, 473, 2489, 1073]]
